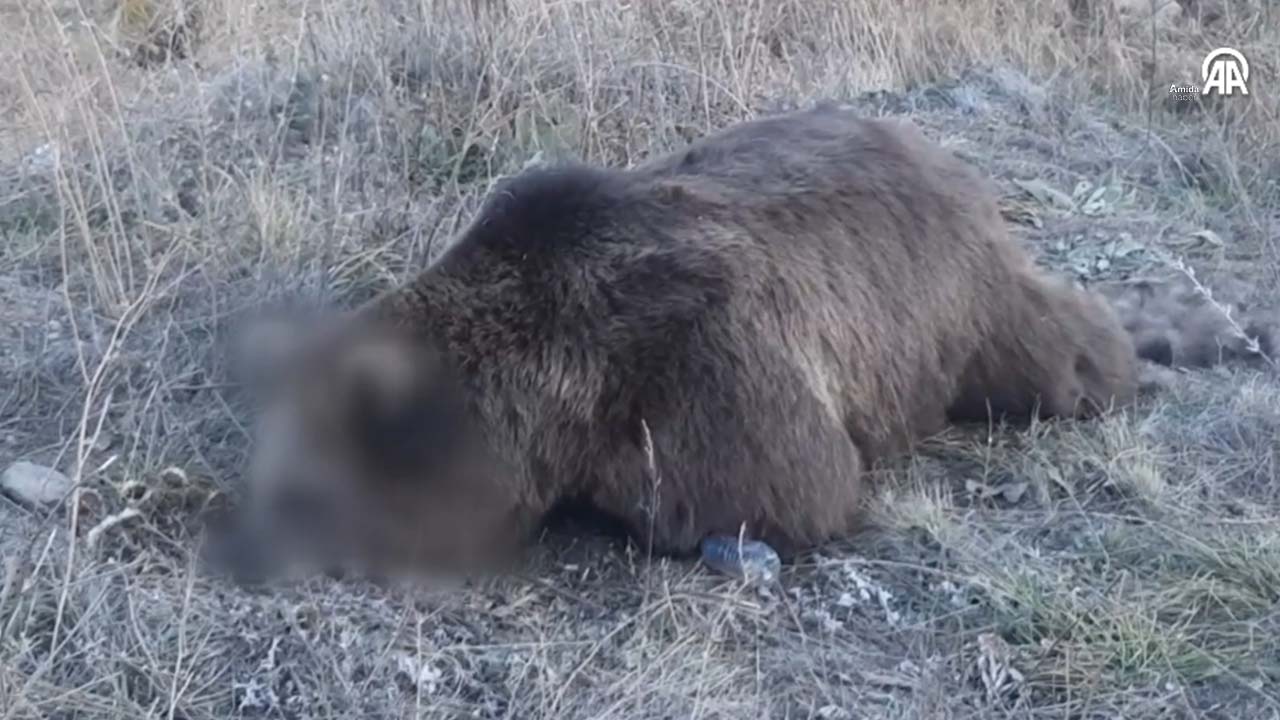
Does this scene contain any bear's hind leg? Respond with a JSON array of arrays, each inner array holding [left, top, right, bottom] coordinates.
[[590, 373, 867, 560], [947, 270, 1139, 424]]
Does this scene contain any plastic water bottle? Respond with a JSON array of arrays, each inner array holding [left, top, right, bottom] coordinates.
[[700, 535, 782, 585]]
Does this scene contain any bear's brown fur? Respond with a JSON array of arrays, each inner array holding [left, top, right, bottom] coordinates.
[[223, 104, 1143, 582], [1097, 274, 1275, 370]]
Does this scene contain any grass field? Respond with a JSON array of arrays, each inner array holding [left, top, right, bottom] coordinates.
[[1, 0, 1279, 717]]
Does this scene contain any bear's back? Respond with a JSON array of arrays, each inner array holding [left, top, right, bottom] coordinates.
[[415, 106, 1026, 465]]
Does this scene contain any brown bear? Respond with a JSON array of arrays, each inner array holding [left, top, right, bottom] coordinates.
[[214, 103, 1143, 584]]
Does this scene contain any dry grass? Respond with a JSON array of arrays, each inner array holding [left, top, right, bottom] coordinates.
[[1, 0, 1278, 717]]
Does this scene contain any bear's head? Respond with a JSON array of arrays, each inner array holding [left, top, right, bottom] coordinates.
[[207, 310, 517, 586]]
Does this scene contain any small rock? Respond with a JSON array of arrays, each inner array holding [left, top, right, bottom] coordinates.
[[2, 461, 74, 506]]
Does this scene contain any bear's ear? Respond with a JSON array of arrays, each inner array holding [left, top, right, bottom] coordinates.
[[335, 332, 461, 473], [337, 335, 422, 423]]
